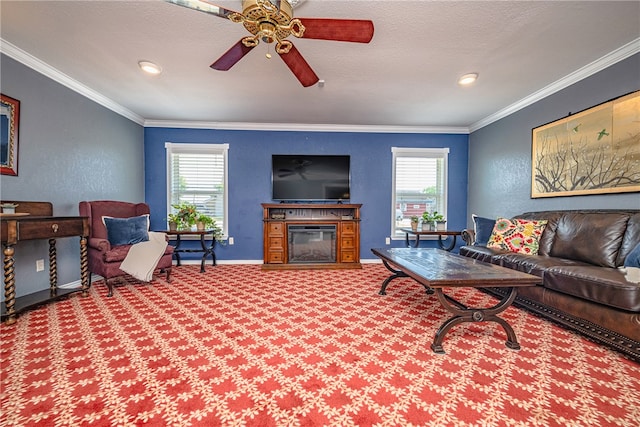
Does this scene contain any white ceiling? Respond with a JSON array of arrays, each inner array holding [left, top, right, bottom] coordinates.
[[1, 1, 639, 132]]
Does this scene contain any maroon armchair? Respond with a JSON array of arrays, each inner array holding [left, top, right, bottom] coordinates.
[[79, 200, 173, 296]]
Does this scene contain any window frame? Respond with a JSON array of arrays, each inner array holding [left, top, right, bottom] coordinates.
[[165, 142, 229, 237], [391, 147, 449, 239]]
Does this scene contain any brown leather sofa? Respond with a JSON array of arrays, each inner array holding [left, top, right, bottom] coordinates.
[[460, 210, 640, 362]]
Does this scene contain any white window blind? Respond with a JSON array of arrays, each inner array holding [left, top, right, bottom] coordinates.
[[165, 143, 229, 234], [391, 147, 449, 237]]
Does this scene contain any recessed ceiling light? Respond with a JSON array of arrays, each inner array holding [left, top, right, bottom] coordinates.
[[138, 60, 162, 75], [458, 73, 478, 86]]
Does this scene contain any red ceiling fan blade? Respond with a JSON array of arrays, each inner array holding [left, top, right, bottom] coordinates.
[[211, 40, 254, 71], [165, 0, 238, 19], [298, 18, 374, 43], [279, 44, 319, 87]]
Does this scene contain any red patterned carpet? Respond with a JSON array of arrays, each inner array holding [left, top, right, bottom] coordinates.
[[1, 264, 639, 426]]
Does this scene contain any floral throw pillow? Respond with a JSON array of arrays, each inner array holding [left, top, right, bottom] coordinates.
[[487, 217, 548, 255]]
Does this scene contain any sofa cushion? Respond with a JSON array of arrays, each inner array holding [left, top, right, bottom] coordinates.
[[104, 215, 150, 246], [544, 266, 640, 312], [618, 213, 640, 266], [549, 213, 629, 268], [487, 218, 548, 255], [515, 212, 563, 256], [459, 245, 505, 264], [471, 214, 496, 246], [496, 253, 591, 278]]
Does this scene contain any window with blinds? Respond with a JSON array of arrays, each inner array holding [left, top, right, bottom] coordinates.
[[391, 147, 449, 237], [165, 143, 229, 234]]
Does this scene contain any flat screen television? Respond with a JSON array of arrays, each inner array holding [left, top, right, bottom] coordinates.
[[272, 154, 351, 202]]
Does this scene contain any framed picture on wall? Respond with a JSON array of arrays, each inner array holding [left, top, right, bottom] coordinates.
[[531, 91, 640, 198], [1, 94, 20, 176]]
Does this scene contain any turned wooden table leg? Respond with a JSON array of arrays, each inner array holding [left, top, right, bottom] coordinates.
[[80, 236, 89, 296], [48, 238, 57, 293], [3, 244, 16, 325]]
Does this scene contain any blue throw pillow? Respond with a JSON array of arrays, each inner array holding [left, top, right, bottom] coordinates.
[[103, 215, 149, 246], [624, 241, 640, 268], [472, 214, 496, 246]]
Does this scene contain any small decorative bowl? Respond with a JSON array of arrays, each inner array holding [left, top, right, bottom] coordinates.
[[1, 203, 18, 214]]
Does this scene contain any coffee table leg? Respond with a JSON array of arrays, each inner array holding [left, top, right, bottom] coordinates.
[[430, 287, 520, 354], [378, 260, 434, 296], [378, 260, 408, 295]]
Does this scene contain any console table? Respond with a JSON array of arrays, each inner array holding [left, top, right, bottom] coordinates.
[[161, 229, 216, 273], [1, 201, 89, 325], [262, 203, 361, 270], [400, 228, 462, 251]]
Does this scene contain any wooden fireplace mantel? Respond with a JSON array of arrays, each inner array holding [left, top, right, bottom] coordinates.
[[261, 203, 362, 270]]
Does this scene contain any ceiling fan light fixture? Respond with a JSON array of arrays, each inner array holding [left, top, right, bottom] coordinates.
[[138, 61, 162, 75], [458, 73, 478, 86]]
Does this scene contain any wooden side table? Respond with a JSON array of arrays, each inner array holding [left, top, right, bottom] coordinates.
[[400, 228, 462, 251], [1, 201, 90, 325], [160, 229, 216, 273]]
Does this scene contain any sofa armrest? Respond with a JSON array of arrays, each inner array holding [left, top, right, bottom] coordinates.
[[88, 237, 111, 252], [461, 228, 475, 245]]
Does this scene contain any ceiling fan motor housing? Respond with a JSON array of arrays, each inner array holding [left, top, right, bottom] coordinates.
[[241, 0, 294, 42]]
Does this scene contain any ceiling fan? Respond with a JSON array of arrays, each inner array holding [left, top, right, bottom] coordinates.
[[166, 0, 374, 87]]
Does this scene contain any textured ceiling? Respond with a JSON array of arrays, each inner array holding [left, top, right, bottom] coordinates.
[[1, 1, 639, 131]]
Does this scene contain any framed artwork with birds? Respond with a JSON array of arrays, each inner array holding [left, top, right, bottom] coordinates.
[[531, 90, 639, 198]]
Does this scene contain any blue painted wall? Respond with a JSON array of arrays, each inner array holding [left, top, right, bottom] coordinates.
[[144, 128, 469, 261]]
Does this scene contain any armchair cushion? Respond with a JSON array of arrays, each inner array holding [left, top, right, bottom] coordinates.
[[103, 215, 150, 246], [103, 245, 134, 263]]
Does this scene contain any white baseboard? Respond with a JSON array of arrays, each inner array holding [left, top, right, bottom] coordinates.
[[58, 259, 381, 289], [58, 274, 104, 289], [177, 259, 263, 265]]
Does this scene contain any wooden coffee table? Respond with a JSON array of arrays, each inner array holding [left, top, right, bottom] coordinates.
[[371, 248, 540, 354]]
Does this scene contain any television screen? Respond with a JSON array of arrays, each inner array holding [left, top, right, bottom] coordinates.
[[272, 155, 351, 201]]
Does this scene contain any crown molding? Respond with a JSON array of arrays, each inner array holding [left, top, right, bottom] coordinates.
[[143, 120, 469, 134], [0, 39, 145, 125], [469, 37, 640, 133], [3, 35, 637, 135]]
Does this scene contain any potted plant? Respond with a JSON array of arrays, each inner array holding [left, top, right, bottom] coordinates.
[[167, 213, 180, 231], [171, 202, 198, 230], [410, 216, 419, 231], [196, 213, 215, 231], [432, 211, 446, 231], [421, 211, 434, 231]]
